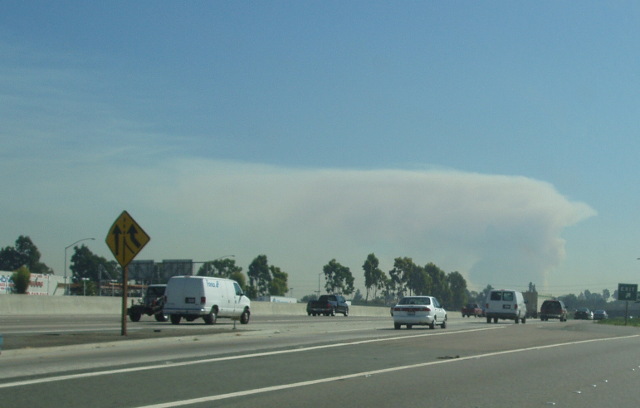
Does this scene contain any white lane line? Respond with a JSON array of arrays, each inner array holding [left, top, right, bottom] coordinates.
[[0, 327, 499, 389], [135, 333, 640, 408]]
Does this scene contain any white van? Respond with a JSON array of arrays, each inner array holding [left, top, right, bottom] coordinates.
[[485, 289, 527, 324], [163, 276, 251, 325]]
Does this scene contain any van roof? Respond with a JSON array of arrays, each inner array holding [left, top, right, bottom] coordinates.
[[169, 275, 235, 282]]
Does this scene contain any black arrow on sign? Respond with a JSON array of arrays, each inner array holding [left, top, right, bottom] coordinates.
[[112, 226, 121, 255], [128, 225, 141, 248]]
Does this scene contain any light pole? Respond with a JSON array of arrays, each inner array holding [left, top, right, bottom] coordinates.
[[81, 277, 90, 296], [64, 237, 95, 295]]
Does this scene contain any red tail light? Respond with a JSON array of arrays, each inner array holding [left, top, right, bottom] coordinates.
[[201, 296, 206, 304]]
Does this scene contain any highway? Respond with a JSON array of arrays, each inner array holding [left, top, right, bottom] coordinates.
[[2, 315, 640, 407]]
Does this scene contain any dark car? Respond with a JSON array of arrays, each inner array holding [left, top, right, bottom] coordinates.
[[593, 310, 608, 320], [574, 307, 593, 320], [539, 299, 567, 322]]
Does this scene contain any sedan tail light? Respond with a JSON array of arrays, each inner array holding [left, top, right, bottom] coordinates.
[[393, 307, 431, 312]]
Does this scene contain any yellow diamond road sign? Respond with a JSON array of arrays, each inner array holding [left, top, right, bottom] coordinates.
[[106, 211, 150, 268]]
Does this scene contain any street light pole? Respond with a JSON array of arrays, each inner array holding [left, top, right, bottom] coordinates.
[[64, 237, 95, 296]]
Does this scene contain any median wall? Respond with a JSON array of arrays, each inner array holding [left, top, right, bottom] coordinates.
[[0, 295, 391, 317]]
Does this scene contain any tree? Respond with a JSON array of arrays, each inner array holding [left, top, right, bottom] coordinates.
[[447, 271, 468, 309], [322, 259, 355, 295], [197, 258, 243, 278], [269, 265, 289, 296], [362, 253, 385, 302], [248, 255, 271, 297], [230, 270, 247, 291], [425, 263, 449, 303], [559, 293, 578, 310], [69, 245, 118, 295], [0, 236, 52, 274], [388, 257, 412, 298], [11, 266, 31, 294]]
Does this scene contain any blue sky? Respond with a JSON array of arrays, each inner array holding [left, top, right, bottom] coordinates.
[[1, 2, 639, 298]]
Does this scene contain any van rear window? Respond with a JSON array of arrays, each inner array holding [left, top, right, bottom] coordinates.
[[490, 291, 514, 301]]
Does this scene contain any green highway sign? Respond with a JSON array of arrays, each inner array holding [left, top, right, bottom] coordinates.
[[618, 283, 638, 301]]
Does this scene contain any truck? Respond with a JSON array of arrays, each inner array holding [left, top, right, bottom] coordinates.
[[127, 284, 167, 322], [523, 290, 538, 318], [461, 303, 484, 317], [306, 294, 350, 316]]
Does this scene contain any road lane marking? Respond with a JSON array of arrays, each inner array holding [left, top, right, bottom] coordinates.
[[0, 327, 500, 389], [135, 333, 640, 408]]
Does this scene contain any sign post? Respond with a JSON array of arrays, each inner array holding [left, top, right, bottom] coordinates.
[[617, 283, 638, 326], [106, 211, 150, 335]]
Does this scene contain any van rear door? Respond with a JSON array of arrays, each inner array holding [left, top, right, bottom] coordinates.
[[182, 277, 206, 310], [164, 277, 188, 312]]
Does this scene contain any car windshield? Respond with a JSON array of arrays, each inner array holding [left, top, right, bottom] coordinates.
[[399, 297, 430, 305]]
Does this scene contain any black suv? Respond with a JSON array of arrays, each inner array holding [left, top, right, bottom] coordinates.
[[539, 300, 567, 322]]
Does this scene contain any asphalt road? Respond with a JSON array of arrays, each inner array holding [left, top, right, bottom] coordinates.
[[2, 315, 640, 408]]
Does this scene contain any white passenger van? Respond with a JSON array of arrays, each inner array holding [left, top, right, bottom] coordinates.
[[485, 289, 527, 324], [163, 276, 251, 325]]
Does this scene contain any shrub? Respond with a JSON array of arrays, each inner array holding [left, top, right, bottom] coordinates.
[[11, 266, 31, 294]]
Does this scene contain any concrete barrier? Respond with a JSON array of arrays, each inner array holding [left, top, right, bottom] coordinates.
[[0, 295, 391, 317]]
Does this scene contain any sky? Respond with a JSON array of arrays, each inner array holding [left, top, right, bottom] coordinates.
[[2, 2, 640, 298]]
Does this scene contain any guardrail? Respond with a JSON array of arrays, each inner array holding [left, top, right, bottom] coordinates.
[[0, 296, 392, 317]]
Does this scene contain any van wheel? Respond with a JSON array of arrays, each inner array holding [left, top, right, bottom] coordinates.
[[240, 310, 250, 324], [343, 308, 349, 317], [203, 311, 217, 325], [493, 317, 498, 323], [170, 315, 181, 325], [522, 317, 526, 324], [486, 317, 491, 324], [441, 320, 447, 329], [129, 311, 142, 322], [515, 317, 520, 324], [429, 320, 436, 330], [154, 313, 168, 322], [330, 308, 336, 316]]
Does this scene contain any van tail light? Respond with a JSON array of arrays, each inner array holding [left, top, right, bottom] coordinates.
[[201, 296, 206, 304]]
